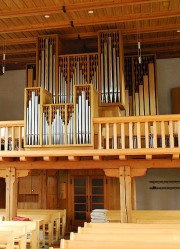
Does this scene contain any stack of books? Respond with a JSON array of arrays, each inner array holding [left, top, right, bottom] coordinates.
[[90, 209, 108, 223]]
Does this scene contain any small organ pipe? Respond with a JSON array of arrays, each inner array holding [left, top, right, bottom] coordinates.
[[113, 47, 117, 102], [104, 42, 108, 103], [108, 37, 113, 102], [53, 54, 56, 103], [101, 53, 105, 102]]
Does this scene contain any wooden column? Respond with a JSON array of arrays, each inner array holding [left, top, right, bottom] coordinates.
[[104, 167, 147, 223], [0, 168, 29, 220], [119, 166, 131, 223]]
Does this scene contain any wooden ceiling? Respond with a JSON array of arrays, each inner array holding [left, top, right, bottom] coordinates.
[[0, 0, 179, 71]]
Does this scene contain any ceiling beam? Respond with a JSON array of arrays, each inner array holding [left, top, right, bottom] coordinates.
[[0, 37, 36, 45], [0, 0, 166, 19]]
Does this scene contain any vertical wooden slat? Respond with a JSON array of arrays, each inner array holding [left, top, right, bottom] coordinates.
[[178, 121, 180, 148], [149, 63, 156, 115], [0, 128, 1, 151], [125, 89, 129, 116], [18, 127, 22, 150], [121, 123, 125, 149], [161, 121, 166, 148], [11, 127, 15, 151], [143, 75, 150, 116], [135, 92, 140, 116], [145, 122, 149, 148], [98, 123, 102, 149], [153, 122, 157, 148], [139, 85, 144, 116], [5, 127, 8, 151], [169, 120, 174, 148], [113, 123, 117, 149], [129, 122, 133, 149], [137, 122, 141, 149], [106, 123, 109, 149]]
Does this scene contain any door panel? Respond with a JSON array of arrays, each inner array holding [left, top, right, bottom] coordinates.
[[71, 175, 106, 227], [72, 176, 88, 226]]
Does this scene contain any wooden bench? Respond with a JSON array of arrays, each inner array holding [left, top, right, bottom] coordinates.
[[0, 231, 14, 249], [59, 239, 180, 249], [0, 226, 26, 249], [0, 221, 37, 249], [18, 208, 66, 240], [70, 231, 180, 242], [106, 210, 180, 223]]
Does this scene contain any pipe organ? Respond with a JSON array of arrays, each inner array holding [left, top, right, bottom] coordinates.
[[58, 53, 99, 104], [25, 87, 52, 147], [36, 35, 59, 103], [25, 84, 98, 148], [124, 55, 158, 116], [98, 30, 125, 107]]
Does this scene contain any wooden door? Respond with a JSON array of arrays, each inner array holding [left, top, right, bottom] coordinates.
[[70, 175, 106, 227]]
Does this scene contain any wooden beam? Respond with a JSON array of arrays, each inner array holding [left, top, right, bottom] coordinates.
[[0, 1, 166, 19], [93, 156, 103, 160], [43, 156, 58, 161], [20, 157, 35, 162], [104, 168, 147, 178], [0, 159, 180, 170], [68, 156, 80, 161], [0, 10, 178, 34]]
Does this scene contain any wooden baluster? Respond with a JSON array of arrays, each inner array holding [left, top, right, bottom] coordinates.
[[19, 126, 23, 150], [145, 122, 149, 148], [129, 122, 133, 149], [0, 128, 1, 151], [169, 120, 174, 148], [178, 121, 180, 148], [98, 123, 102, 149], [5, 127, 8, 151], [161, 121, 165, 148], [12, 127, 15, 151], [153, 121, 157, 148], [137, 122, 141, 149], [121, 123, 125, 149], [113, 123, 117, 149], [106, 123, 109, 149]]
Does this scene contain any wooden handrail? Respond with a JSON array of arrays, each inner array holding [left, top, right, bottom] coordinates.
[[0, 120, 24, 151], [93, 114, 180, 151]]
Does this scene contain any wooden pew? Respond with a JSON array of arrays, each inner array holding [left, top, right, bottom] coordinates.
[[0, 226, 26, 249], [0, 231, 14, 249], [70, 231, 180, 242], [84, 222, 180, 229], [0, 221, 37, 249], [18, 208, 66, 240], [59, 239, 180, 249], [106, 210, 180, 223]]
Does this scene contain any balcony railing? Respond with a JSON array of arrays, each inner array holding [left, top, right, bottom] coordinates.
[[0, 120, 24, 151], [0, 115, 179, 159], [93, 114, 180, 152]]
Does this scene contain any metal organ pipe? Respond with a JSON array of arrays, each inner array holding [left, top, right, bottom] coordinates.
[[26, 91, 40, 146], [101, 35, 121, 103], [76, 90, 91, 144]]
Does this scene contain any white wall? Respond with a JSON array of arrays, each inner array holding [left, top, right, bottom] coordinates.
[[0, 70, 26, 121], [136, 169, 180, 210], [157, 58, 180, 114]]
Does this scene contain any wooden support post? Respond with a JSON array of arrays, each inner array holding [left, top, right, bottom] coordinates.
[[0, 168, 29, 220], [119, 166, 132, 223], [5, 168, 18, 220]]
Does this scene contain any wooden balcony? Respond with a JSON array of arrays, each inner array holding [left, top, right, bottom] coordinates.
[[0, 115, 179, 170]]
